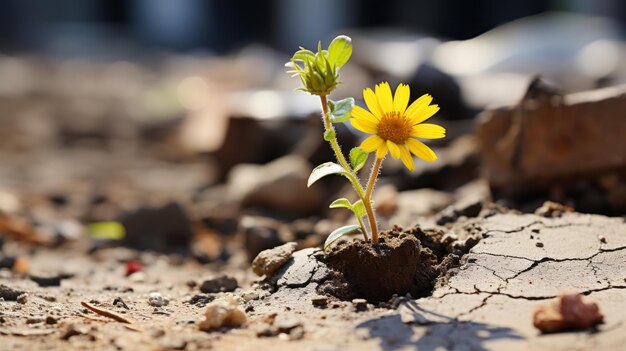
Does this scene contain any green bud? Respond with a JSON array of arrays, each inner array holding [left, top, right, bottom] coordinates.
[[286, 35, 352, 96]]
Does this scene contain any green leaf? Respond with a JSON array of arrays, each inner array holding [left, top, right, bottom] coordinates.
[[327, 35, 352, 67], [329, 198, 352, 210], [324, 225, 361, 250], [349, 147, 368, 172], [352, 200, 366, 218], [88, 221, 125, 240], [330, 97, 354, 123], [327, 100, 335, 113], [323, 129, 335, 141], [308, 162, 350, 187], [292, 49, 314, 61]]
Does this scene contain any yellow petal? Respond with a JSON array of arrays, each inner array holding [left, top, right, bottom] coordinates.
[[376, 142, 388, 159], [387, 140, 401, 159], [393, 83, 410, 113], [352, 105, 379, 124], [411, 123, 446, 139], [363, 88, 383, 118], [351, 118, 377, 134], [360, 135, 384, 152], [406, 138, 437, 162], [405, 94, 433, 120], [399, 145, 415, 171], [409, 105, 439, 125], [375, 82, 393, 114]]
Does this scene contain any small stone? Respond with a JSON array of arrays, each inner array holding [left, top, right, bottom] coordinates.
[[113, 297, 129, 309], [533, 292, 604, 333], [536, 242, 544, 248], [129, 271, 147, 283], [241, 291, 260, 302], [46, 316, 58, 325], [200, 275, 238, 293], [311, 296, 328, 307], [60, 324, 84, 340], [198, 295, 247, 331], [148, 292, 168, 307], [0, 284, 25, 301], [186, 280, 198, 288], [274, 316, 301, 333], [352, 298, 368, 312], [16, 293, 28, 304], [251, 242, 297, 277], [598, 235, 607, 243]]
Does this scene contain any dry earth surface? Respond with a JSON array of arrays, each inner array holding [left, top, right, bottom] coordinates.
[[1, 212, 624, 351]]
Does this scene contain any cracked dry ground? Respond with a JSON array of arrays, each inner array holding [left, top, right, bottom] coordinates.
[[2, 212, 625, 351]]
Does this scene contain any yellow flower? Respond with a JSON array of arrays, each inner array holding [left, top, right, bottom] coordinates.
[[351, 82, 445, 171]]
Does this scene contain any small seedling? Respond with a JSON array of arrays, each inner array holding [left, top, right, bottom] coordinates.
[[287, 35, 445, 249]]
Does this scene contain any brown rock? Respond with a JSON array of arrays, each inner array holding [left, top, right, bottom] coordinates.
[[478, 80, 626, 204], [534, 201, 574, 218], [251, 242, 297, 277], [533, 291, 604, 333], [373, 184, 399, 217]]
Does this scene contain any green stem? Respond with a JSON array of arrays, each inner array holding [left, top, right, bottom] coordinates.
[[364, 157, 383, 243], [319, 95, 370, 240]]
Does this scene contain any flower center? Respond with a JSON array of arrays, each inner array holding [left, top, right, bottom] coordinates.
[[376, 112, 411, 144]]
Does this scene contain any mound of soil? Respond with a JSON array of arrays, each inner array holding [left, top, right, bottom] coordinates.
[[325, 227, 440, 303]]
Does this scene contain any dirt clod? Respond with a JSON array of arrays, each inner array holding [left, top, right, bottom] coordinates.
[[533, 291, 604, 333], [326, 228, 439, 303]]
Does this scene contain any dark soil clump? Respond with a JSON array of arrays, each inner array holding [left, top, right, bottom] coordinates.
[[325, 226, 439, 303]]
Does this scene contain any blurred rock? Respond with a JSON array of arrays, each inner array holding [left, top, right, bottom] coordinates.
[[373, 184, 399, 217], [533, 292, 604, 333], [120, 202, 194, 253], [239, 216, 284, 261], [478, 81, 626, 213], [228, 156, 325, 216], [213, 116, 309, 180]]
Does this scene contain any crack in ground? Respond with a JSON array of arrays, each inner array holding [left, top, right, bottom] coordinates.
[[481, 220, 592, 238]]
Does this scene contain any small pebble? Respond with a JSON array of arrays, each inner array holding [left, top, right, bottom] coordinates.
[[148, 292, 168, 307], [46, 316, 57, 325], [536, 242, 544, 248], [311, 296, 328, 307], [598, 235, 607, 244], [352, 298, 368, 312], [16, 293, 28, 304], [129, 272, 147, 283]]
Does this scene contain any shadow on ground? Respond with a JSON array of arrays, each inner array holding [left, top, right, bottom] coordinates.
[[356, 304, 525, 351]]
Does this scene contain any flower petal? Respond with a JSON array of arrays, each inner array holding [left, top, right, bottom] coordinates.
[[360, 135, 384, 152], [409, 105, 439, 125], [399, 144, 415, 171], [363, 88, 383, 118], [405, 94, 433, 120], [393, 83, 410, 113], [406, 138, 437, 162], [387, 140, 401, 159], [375, 82, 393, 115], [376, 142, 388, 159], [351, 117, 377, 134], [352, 105, 379, 124], [411, 123, 446, 139]]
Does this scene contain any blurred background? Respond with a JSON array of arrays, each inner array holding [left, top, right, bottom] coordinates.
[[1, 0, 625, 258]]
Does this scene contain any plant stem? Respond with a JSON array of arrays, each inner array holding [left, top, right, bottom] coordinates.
[[364, 157, 383, 243], [319, 95, 370, 240]]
